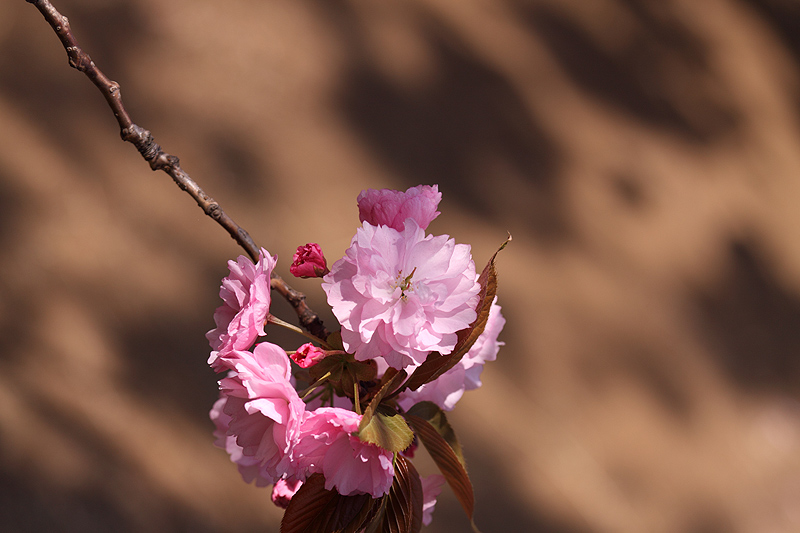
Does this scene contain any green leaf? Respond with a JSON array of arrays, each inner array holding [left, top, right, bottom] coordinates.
[[403, 236, 509, 392], [281, 474, 378, 533], [404, 413, 475, 521], [405, 401, 465, 467], [357, 410, 415, 453], [358, 370, 406, 433], [357, 370, 412, 452], [363, 455, 424, 533]]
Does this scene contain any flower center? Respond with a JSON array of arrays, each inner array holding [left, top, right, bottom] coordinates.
[[396, 267, 417, 301]]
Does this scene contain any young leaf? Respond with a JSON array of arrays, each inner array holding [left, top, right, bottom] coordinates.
[[281, 474, 376, 533], [358, 370, 406, 434], [405, 401, 465, 467], [404, 413, 475, 521], [357, 410, 415, 452], [403, 236, 509, 392]]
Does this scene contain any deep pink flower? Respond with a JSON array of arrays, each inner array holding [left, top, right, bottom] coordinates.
[[291, 343, 327, 368], [294, 408, 395, 497], [322, 220, 480, 370], [271, 478, 303, 509], [421, 474, 446, 526], [212, 342, 307, 485], [207, 248, 276, 371], [397, 300, 505, 411], [290, 243, 329, 278], [357, 185, 441, 231]]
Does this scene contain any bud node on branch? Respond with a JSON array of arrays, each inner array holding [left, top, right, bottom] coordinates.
[[237, 228, 251, 242], [155, 154, 180, 172]]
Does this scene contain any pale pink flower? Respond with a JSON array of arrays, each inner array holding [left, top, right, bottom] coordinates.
[[322, 220, 480, 370], [397, 300, 505, 411], [421, 474, 446, 526], [271, 478, 303, 509], [459, 299, 505, 388], [357, 184, 441, 232], [294, 408, 395, 497], [399, 366, 470, 412], [207, 248, 276, 371], [213, 342, 307, 484], [290, 343, 327, 368], [290, 243, 329, 278]]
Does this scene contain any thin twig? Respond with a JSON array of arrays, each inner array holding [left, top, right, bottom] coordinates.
[[299, 371, 332, 400], [268, 314, 331, 348], [26, 0, 329, 340]]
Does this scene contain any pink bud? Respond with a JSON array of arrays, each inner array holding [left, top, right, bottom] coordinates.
[[271, 478, 303, 509], [291, 343, 327, 368], [290, 243, 329, 278]]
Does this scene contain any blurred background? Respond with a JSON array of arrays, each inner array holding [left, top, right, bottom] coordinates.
[[2, 0, 800, 531]]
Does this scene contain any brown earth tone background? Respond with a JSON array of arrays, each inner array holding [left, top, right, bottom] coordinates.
[[2, 0, 800, 531]]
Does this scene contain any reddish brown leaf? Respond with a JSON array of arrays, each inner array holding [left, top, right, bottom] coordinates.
[[404, 413, 475, 520], [396, 351, 447, 395], [281, 474, 376, 533], [405, 401, 465, 467], [400, 456, 424, 533], [403, 237, 509, 392], [362, 498, 389, 533], [362, 455, 423, 533]]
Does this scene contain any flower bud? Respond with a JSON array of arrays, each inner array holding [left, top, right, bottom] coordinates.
[[291, 343, 327, 368], [289, 243, 329, 278]]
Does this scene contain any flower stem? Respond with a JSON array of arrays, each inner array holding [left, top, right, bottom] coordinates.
[[300, 371, 332, 399], [354, 382, 361, 415], [302, 387, 327, 405], [268, 314, 331, 349]]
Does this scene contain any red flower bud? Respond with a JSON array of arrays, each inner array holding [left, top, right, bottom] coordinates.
[[291, 343, 327, 368], [289, 243, 329, 278]]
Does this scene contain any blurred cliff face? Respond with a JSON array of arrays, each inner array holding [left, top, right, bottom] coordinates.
[[3, 0, 800, 531]]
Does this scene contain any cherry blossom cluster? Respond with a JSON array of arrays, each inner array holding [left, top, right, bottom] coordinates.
[[207, 185, 505, 528], [20, 1, 501, 528]]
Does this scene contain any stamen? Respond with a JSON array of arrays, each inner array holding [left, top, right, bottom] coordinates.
[[399, 267, 417, 300]]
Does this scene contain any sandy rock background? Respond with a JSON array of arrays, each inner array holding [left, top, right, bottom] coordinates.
[[3, 0, 800, 531]]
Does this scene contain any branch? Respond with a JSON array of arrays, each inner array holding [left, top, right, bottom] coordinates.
[[26, 0, 329, 340]]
